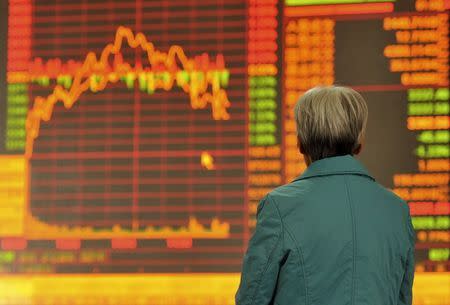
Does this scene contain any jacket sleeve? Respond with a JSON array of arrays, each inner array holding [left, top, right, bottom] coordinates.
[[235, 194, 285, 305], [398, 209, 416, 305]]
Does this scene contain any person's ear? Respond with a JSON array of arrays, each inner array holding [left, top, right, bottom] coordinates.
[[297, 135, 305, 154], [297, 135, 312, 165], [353, 143, 363, 155]]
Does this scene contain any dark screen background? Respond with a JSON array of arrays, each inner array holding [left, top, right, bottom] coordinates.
[[334, 19, 417, 186]]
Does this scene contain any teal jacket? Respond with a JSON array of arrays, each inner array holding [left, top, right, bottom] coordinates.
[[236, 155, 415, 305]]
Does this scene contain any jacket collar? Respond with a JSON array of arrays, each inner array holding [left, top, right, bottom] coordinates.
[[292, 154, 375, 182]]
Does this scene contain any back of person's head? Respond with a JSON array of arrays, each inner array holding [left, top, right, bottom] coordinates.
[[294, 85, 368, 163]]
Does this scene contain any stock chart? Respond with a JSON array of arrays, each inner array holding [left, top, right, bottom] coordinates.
[[0, 0, 449, 304]]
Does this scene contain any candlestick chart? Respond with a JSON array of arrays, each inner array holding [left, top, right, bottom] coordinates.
[[2, 0, 247, 274]]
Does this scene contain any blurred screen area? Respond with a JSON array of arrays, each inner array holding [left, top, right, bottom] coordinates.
[[0, 0, 448, 304]]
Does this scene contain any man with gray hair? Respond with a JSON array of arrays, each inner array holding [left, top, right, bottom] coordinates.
[[236, 86, 415, 305]]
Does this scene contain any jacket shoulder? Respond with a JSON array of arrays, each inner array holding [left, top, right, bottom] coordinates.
[[267, 176, 410, 217], [371, 181, 410, 214], [263, 180, 313, 215]]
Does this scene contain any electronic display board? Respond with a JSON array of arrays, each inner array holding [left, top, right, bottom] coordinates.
[[0, 0, 448, 304]]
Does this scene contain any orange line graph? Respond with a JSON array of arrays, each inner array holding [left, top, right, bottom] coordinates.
[[24, 26, 231, 158], [24, 213, 230, 240]]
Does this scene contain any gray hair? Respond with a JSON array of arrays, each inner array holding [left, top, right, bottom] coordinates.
[[294, 86, 368, 162]]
